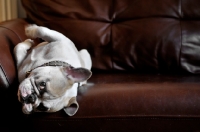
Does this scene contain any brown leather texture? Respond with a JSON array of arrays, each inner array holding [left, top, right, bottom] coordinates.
[[0, 19, 29, 89], [22, 0, 200, 73], [26, 73, 200, 132], [1, 0, 200, 132]]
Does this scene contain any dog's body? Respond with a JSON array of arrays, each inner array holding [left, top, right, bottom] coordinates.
[[14, 25, 92, 116]]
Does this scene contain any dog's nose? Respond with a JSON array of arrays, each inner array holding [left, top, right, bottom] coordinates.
[[28, 94, 36, 103], [23, 94, 36, 104]]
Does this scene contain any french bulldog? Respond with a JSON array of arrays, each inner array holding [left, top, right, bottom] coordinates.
[[14, 24, 92, 116]]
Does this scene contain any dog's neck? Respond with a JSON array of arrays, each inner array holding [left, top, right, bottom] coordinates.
[[26, 61, 73, 78]]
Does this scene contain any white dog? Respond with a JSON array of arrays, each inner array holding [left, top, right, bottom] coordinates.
[[14, 24, 92, 116]]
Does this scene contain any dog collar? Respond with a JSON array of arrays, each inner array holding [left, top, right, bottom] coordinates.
[[26, 61, 73, 78]]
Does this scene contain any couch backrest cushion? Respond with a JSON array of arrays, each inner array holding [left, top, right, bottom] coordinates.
[[21, 0, 200, 73]]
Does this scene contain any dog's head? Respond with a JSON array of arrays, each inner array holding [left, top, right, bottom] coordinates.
[[18, 66, 92, 116]]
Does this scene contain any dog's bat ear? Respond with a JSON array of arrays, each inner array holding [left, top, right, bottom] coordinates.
[[63, 67, 92, 82], [63, 97, 79, 116]]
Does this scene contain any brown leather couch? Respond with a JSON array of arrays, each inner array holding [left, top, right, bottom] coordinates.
[[1, 0, 200, 131]]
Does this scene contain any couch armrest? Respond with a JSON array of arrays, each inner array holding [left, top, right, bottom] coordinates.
[[0, 18, 30, 89]]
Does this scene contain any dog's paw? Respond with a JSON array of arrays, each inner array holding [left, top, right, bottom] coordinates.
[[25, 24, 39, 38], [23, 39, 35, 47]]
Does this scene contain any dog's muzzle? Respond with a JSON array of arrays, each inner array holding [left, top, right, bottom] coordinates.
[[21, 93, 37, 104]]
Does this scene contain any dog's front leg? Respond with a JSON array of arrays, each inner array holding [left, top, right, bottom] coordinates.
[[14, 39, 35, 68]]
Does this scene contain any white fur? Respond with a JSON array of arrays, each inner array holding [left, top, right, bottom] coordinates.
[[14, 25, 92, 115]]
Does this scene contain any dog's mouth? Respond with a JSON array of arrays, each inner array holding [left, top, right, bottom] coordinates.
[[20, 93, 38, 114], [20, 91, 50, 114]]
